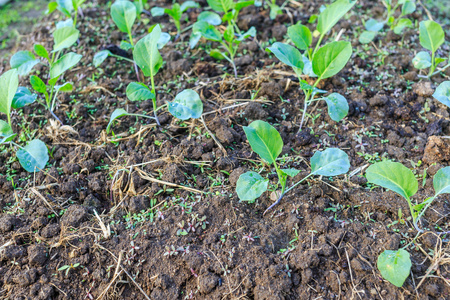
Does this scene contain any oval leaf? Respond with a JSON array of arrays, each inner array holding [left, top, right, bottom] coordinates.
[[394, 18, 412, 34], [53, 27, 80, 52], [281, 168, 300, 177], [10, 51, 40, 76], [0, 120, 16, 145], [243, 120, 282, 165], [366, 160, 418, 199], [133, 25, 163, 78], [412, 51, 432, 69], [0, 69, 19, 118], [150, 7, 165, 17], [111, 0, 136, 34], [365, 18, 384, 32], [310, 148, 350, 176], [313, 41, 352, 79], [126, 82, 154, 101], [12, 87, 37, 109], [107, 108, 130, 133], [168, 89, 203, 120], [16, 139, 49, 172], [236, 171, 269, 202], [359, 31, 377, 44], [432, 81, 450, 108], [198, 11, 222, 25], [266, 42, 303, 71], [30, 76, 47, 94], [434, 167, 450, 196], [93, 50, 111, 67], [54, 82, 73, 93], [34, 44, 49, 60], [287, 23, 312, 51], [377, 249, 411, 287], [207, 0, 234, 13], [419, 20, 444, 54], [317, 0, 356, 35], [50, 52, 82, 80], [192, 21, 222, 42], [324, 93, 348, 122]]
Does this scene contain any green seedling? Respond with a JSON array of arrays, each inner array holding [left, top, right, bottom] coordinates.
[[151, 1, 200, 37], [266, 0, 355, 130], [432, 81, 450, 109], [0, 69, 49, 172], [9, 26, 82, 122], [47, 0, 87, 27], [58, 263, 81, 276], [189, 0, 260, 77], [359, 0, 415, 44], [236, 120, 350, 214], [107, 88, 203, 133], [265, 0, 285, 20], [366, 160, 450, 287], [413, 20, 449, 78]]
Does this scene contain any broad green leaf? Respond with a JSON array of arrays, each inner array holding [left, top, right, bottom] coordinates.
[[210, 49, 226, 60], [53, 26, 79, 52], [166, 4, 181, 20], [17, 139, 49, 172], [312, 41, 352, 79], [266, 42, 303, 71], [54, 82, 73, 93], [93, 50, 111, 67], [222, 11, 233, 22], [317, 0, 356, 35], [56, 0, 73, 16], [30, 76, 47, 94], [168, 89, 203, 120], [236, 171, 269, 202], [0, 120, 16, 145], [120, 41, 133, 50], [237, 27, 256, 41], [126, 82, 154, 101], [377, 249, 411, 287], [134, 25, 163, 78], [243, 120, 282, 164], [34, 44, 49, 60], [189, 32, 202, 49], [324, 93, 348, 122], [310, 148, 350, 176], [359, 31, 377, 44], [180, 1, 200, 12], [280, 168, 300, 177], [401, 0, 416, 15], [287, 23, 312, 51], [365, 18, 384, 32], [366, 160, 418, 199], [10, 51, 40, 76], [193, 21, 222, 42], [412, 51, 432, 69], [419, 20, 444, 54], [107, 108, 131, 133], [434, 167, 450, 196], [12, 87, 37, 109], [198, 11, 221, 25], [207, 0, 234, 13], [50, 52, 82, 80], [47, 2, 58, 14], [111, 0, 136, 34], [432, 81, 450, 108], [224, 25, 234, 43], [150, 7, 166, 16], [133, 0, 143, 17], [158, 32, 171, 49], [394, 18, 412, 34], [0, 69, 19, 119], [235, 0, 254, 11], [56, 18, 74, 29]]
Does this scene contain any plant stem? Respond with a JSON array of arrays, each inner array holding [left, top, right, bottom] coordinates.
[[312, 34, 324, 57], [299, 92, 310, 132], [150, 76, 160, 125], [428, 51, 436, 77], [7, 114, 11, 128], [406, 197, 422, 233]]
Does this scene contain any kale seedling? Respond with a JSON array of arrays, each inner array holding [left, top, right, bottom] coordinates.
[[359, 0, 416, 44], [151, 1, 200, 37], [9, 26, 82, 123], [366, 160, 450, 287], [413, 20, 449, 78], [0, 69, 49, 172], [47, 0, 87, 27], [236, 120, 350, 214], [266, 0, 355, 130]]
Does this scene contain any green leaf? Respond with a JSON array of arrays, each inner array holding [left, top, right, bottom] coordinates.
[[324, 93, 348, 122], [377, 249, 411, 287], [312, 41, 352, 79], [158, 32, 171, 49], [365, 18, 384, 32], [434, 167, 450, 196], [47, 1, 58, 14], [111, 0, 136, 34], [16, 139, 49, 172], [12, 87, 37, 109], [198, 11, 221, 25], [236, 171, 269, 202], [54, 82, 73, 93], [10, 51, 40, 76], [0, 69, 19, 120], [317, 0, 356, 35], [243, 120, 283, 164], [432, 81, 450, 108], [280, 168, 300, 177], [53, 27, 80, 52], [180, 1, 200, 12], [359, 31, 377, 44], [34, 44, 49, 60], [287, 23, 312, 51], [56, 0, 73, 16], [210, 49, 226, 60], [235, 0, 254, 11], [133, 25, 163, 78], [310, 148, 350, 176], [166, 4, 181, 21], [189, 32, 202, 49], [302, 55, 316, 77], [207, 0, 234, 13], [30, 76, 47, 94], [419, 20, 445, 54], [168, 89, 203, 120], [50, 52, 82, 81], [58, 265, 70, 271], [150, 7, 166, 16], [412, 51, 432, 69], [107, 108, 131, 133], [0, 120, 16, 145], [238, 26, 256, 41], [266, 42, 303, 71], [120, 40, 133, 50], [366, 160, 418, 199], [394, 18, 412, 34], [224, 25, 234, 43], [56, 18, 74, 29], [192, 21, 222, 42], [93, 50, 111, 67], [401, 0, 416, 16], [126, 82, 154, 101]]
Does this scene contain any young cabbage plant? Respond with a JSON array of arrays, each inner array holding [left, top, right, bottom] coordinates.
[[366, 160, 450, 287], [0, 69, 49, 172], [207, 0, 259, 32], [47, 0, 87, 27], [412, 20, 448, 78], [236, 120, 350, 215], [432, 81, 450, 109], [151, 1, 200, 37], [359, 0, 415, 44], [266, 0, 354, 131], [107, 89, 203, 133], [9, 26, 82, 122], [265, 0, 284, 20]]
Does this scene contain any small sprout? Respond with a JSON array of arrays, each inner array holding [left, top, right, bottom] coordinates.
[[242, 232, 255, 242]]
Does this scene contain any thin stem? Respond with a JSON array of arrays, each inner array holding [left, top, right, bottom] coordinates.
[[299, 92, 310, 131], [10, 141, 24, 150], [7, 114, 11, 128], [134, 62, 141, 82], [150, 76, 160, 125], [401, 231, 421, 250], [128, 31, 134, 47], [428, 51, 436, 77], [312, 34, 324, 57], [406, 197, 422, 233], [285, 173, 314, 194], [50, 110, 64, 125], [155, 103, 168, 112]]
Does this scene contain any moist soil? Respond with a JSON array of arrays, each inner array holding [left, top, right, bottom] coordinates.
[[1, 0, 450, 299]]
